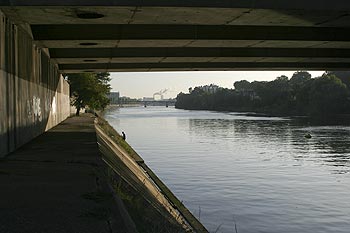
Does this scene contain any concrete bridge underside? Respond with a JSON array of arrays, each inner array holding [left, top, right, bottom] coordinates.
[[1, 1, 350, 72], [1, 2, 350, 231]]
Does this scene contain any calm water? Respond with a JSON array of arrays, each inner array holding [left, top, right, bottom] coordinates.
[[104, 106, 350, 233]]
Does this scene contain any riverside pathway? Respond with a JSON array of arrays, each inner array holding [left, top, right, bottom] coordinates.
[[0, 114, 133, 233]]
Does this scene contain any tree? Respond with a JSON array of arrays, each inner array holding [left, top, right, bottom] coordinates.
[[290, 71, 311, 87], [325, 71, 350, 88], [234, 80, 251, 90], [289, 71, 312, 114], [307, 74, 348, 116], [65, 72, 111, 115]]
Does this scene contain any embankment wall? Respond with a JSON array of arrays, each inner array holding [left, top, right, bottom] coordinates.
[[0, 11, 70, 157], [95, 117, 208, 232]]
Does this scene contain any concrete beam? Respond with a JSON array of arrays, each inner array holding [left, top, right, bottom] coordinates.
[[32, 40, 350, 49], [49, 47, 350, 59], [1, 0, 350, 11], [3, 7, 350, 27], [55, 57, 350, 64], [32, 25, 350, 41], [59, 62, 350, 72]]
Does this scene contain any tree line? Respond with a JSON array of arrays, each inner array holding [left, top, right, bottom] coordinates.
[[175, 71, 350, 117]]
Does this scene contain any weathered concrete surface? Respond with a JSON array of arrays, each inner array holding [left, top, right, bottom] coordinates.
[[0, 0, 349, 11], [2, 2, 350, 72], [0, 11, 70, 157], [0, 115, 133, 233]]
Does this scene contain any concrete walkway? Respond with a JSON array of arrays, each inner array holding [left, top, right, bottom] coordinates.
[[0, 115, 129, 233]]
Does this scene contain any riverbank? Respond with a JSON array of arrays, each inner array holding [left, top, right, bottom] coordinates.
[[95, 116, 208, 232], [176, 106, 350, 124]]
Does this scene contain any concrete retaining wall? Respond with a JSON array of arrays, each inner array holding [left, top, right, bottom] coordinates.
[[95, 117, 208, 232], [0, 11, 70, 157]]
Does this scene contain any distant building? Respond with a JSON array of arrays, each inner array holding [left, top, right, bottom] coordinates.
[[236, 89, 260, 100], [199, 84, 220, 94], [108, 92, 120, 104], [143, 97, 154, 101]]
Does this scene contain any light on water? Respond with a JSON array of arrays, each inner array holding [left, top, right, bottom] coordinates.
[[104, 106, 350, 233]]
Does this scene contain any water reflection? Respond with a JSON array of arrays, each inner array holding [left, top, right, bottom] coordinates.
[[182, 116, 350, 174]]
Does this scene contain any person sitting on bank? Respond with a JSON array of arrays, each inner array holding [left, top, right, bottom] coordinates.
[[122, 132, 126, 140]]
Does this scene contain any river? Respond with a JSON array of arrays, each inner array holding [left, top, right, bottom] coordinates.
[[104, 106, 350, 233]]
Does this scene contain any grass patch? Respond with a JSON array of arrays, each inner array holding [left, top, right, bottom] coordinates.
[[81, 191, 112, 203], [96, 118, 143, 162], [106, 168, 185, 233], [111, 180, 133, 202]]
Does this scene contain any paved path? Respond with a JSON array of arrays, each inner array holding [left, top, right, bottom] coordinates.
[[0, 115, 130, 233]]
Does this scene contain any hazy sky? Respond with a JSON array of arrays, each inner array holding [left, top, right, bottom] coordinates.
[[110, 71, 325, 99]]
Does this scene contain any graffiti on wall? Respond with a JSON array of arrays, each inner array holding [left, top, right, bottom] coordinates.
[[26, 96, 42, 122], [52, 96, 57, 114]]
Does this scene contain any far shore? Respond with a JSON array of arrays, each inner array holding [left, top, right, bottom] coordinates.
[[174, 106, 350, 124]]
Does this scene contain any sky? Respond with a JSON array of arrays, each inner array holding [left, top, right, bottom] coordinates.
[[110, 71, 325, 99]]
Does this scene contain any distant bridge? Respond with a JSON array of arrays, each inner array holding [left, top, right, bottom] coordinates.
[[142, 100, 176, 107]]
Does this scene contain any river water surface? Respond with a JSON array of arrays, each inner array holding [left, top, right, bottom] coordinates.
[[104, 106, 350, 233]]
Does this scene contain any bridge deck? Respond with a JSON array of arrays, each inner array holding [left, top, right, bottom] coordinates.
[[2, 2, 350, 72], [0, 115, 131, 233]]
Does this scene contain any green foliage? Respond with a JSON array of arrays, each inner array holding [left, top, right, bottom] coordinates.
[[96, 117, 142, 162], [81, 191, 112, 203], [325, 71, 350, 88], [176, 71, 350, 117], [307, 74, 348, 115], [234, 80, 252, 90], [65, 72, 111, 112]]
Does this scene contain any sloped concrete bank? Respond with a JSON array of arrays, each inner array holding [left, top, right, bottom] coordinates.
[[95, 117, 208, 233]]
